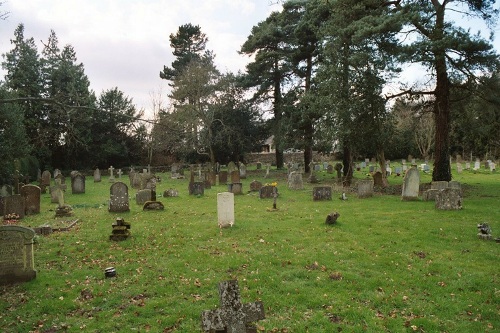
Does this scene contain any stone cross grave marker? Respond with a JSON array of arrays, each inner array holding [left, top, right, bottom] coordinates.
[[0, 225, 37, 285], [217, 192, 235, 228], [117, 169, 123, 179], [201, 280, 265, 333], [108, 166, 115, 182]]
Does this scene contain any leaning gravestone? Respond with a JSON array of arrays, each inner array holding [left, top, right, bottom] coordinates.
[[108, 182, 130, 213], [20, 185, 41, 215], [201, 280, 265, 333], [313, 186, 332, 201], [357, 179, 373, 198], [401, 165, 420, 201], [249, 180, 263, 192], [71, 174, 85, 194], [217, 192, 235, 228], [435, 188, 462, 210], [0, 225, 37, 285], [93, 168, 101, 182]]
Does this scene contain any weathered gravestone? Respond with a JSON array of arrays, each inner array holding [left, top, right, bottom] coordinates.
[[108, 182, 130, 213], [20, 185, 41, 215], [357, 179, 373, 198], [256, 162, 262, 170], [259, 185, 276, 199], [228, 183, 243, 195], [227, 161, 238, 175], [131, 172, 141, 189], [108, 166, 115, 182], [372, 171, 384, 187], [435, 188, 462, 210], [249, 180, 263, 192], [313, 186, 332, 201], [136, 189, 155, 205], [3, 194, 25, 219], [163, 188, 179, 197], [143, 201, 164, 211], [217, 192, 235, 228], [239, 163, 247, 179], [219, 171, 228, 185], [401, 166, 420, 201], [201, 280, 265, 333], [456, 163, 463, 174], [109, 217, 131, 241], [230, 171, 240, 184], [288, 172, 303, 190], [40, 170, 51, 191], [327, 164, 334, 174], [93, 168, 101, 182], [0, 225, 36, 285], [71, 173, 85, 194], [190, 182, 205, 196]]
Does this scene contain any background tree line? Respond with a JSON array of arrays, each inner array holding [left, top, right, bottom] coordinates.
[[1, 0, 499, 185]]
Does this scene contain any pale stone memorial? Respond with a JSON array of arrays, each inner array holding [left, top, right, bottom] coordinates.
[[357, 179, 373, 198], [401, 165, 420, 201], [93, 168, 101, 182], [217, 192, 234, 228], [71, 173, 85, 194]]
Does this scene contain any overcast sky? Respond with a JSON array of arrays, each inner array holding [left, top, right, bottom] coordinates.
[[1, 1, 499, 117], [0, 0, 281, 115]]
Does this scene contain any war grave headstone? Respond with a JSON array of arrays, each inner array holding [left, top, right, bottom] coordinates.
[[201, 280, 265, 333], [217, 192, 235, 228], [20, 185, 41, 215], [71, 173, 85, 194], [218, 171, 228, 185], [94, 168, 101, 182], [249, 180, 263, 192], [108, 166, 116, 182], [228, 183, 243, 195], [288, 172, 303, 190], [435, 188, 462, 210], [136, 189, 155, 205], [465, 162, 471, 170], [401, 165, 420, 201], [108, 182, 130, 213], [490, 162, 496, 172], [473, 160, 480, 171], [190, 182, 205, 196], [239, 163, 247, 179], [357, 179, 373, 198], [259, 185, 276, 199], [3, 194, 25, 219], [313, 186, 332, 201], [109, 217, 131, 241], [0, 225, 37, 285]]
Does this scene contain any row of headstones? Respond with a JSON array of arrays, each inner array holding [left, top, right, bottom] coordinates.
[[457, 160, 496, 173]]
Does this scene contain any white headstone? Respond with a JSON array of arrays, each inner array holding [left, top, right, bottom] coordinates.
[[402, 166, 420, 201], [474, 161, 480, 170], [217, 192, 234, 228]]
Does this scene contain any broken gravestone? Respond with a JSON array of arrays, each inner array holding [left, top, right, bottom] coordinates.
[[201, 280, 265, 333]]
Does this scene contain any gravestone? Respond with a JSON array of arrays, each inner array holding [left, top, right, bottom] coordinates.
[[327, 164, 334, 174], [219, 171, 228, 185], [93, 168, 101, 182], [423, 189, 439, 201], [0, 226, 37, 285], [473, 161, 480, 170], [435, 188, 462, 210], [131, 173, 141, 189], [256, 162, 262, 170], [227, 161, 238, 175], [108, 182, 130, 213], [53, 169, 61, 178], [395, 167, 402, 175], [288, 172, 303, 190], [228, 183, 242, 195], [116, 169, 123, 179], [369, 165, 375, 173], [41, 170, 51, 187], [4, 194, 25, 219], [239, 163, 247, 179], [189, 182, 205, 196], [490, 162, 496, 172], [264, 165, 270, 179], [20, 185, 41, 215], [201, 280, 265, 333], [217, 192, 235, 228], [163, 189, 179, 197], [136, 189, 155, 205], [230, 171, 240, 184], [249, 180, 263, 192], [357, 179, 373, 198], [372, 172, 383, 187], [71, 174, 85, 194], [401, 166, 420, 201], [208, 171, 217, 186], [108, 166, 115, 182], [313, 186, 332, 201], [109, 217, 131, 241], [456, 163, 463, 174], [143, 201, 164, 211], [465, 162, 471, 170], [259, 185, 276, 199]]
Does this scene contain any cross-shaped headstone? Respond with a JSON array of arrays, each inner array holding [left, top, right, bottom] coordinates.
[[109, 166, 115, 182], [117, 169, 123, 179], [201, 280, 265, 333]]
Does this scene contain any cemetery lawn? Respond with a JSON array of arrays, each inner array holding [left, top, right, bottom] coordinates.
[[1, 166, 499, 333]]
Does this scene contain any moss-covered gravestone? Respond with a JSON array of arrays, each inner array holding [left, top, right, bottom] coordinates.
[[0, 226, 36, 285], [109, 217, 131, 241]]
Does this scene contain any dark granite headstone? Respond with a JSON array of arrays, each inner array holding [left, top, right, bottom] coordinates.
[[108, 182, 130, 213]]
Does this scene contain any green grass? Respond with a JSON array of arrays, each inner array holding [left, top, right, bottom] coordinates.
[[1, 164, 499, 332]]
